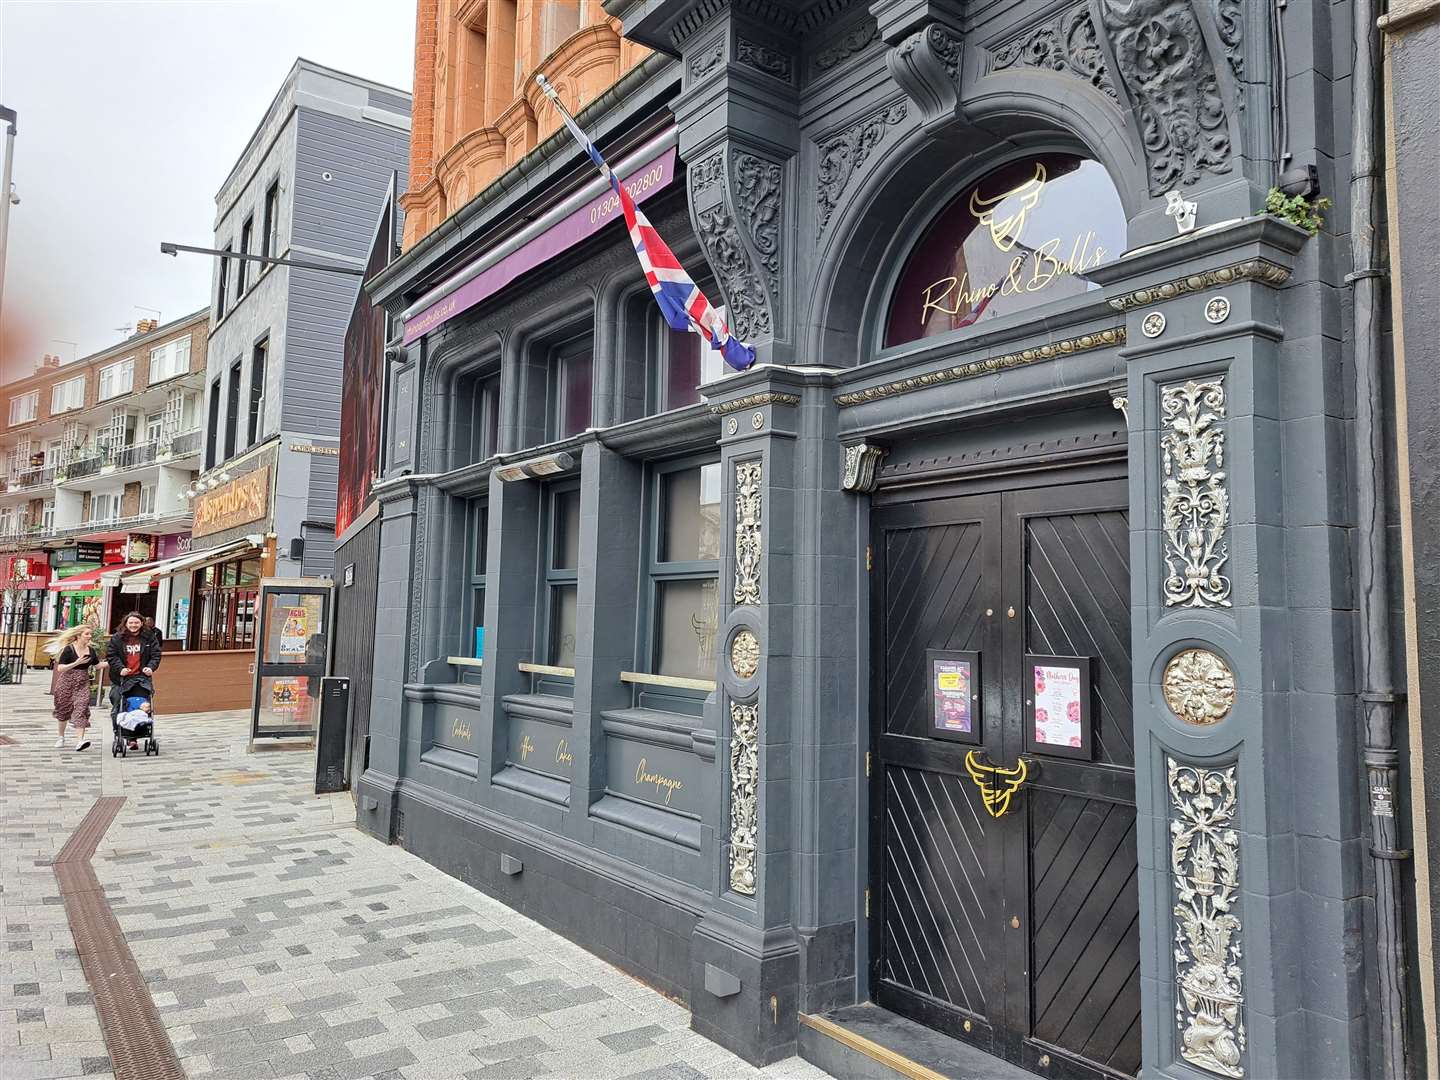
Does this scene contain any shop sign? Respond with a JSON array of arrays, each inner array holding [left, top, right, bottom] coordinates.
[[157, 533, 192, 559], [126, 534, 155, 563], [403, 145, 679, 344], [53, 542, 104, 566], [102, 540, 127, 565], [3, 552, 50, 589], [502, 716, 573, 781], [193, 468, 270, 538], [884, 155, 1128, 347], [604, 736, 701, 817]]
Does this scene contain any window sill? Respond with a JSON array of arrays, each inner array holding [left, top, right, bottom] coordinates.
[[501, 692, 573, 725], [619, 670, 716, 693], [420, 745, 479, 778], [493, 764, 570, 807], [446, 656, 483, 668]]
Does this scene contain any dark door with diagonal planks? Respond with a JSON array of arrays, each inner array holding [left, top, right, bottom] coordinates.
[[870, 475, 1139, 1080]]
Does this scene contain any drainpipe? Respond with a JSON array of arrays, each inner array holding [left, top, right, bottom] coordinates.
[[1349, 0, 1411, 1070]]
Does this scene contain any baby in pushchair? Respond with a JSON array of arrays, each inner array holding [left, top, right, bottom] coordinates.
[[110, 673, 159, 757]]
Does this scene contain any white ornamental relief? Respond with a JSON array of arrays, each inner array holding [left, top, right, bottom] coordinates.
[[1169, 758, 1246, 1077], [729, 701, 759, 896], [1161, 379, 1233, 608], [734, 460, 763, 606]]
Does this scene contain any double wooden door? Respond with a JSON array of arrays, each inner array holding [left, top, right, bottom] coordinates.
[[869, 477, 1140, 1079]]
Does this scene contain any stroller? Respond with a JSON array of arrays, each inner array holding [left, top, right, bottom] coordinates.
[[110, 673, 160, 757]]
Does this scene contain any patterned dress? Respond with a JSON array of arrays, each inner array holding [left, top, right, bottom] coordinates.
[[51, 645, 97, 729]]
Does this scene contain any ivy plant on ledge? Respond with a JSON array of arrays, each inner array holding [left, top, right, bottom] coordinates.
[[1265, 187, 1333, 235]]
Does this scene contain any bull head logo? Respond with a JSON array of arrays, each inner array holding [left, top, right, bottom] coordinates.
[[964, 750, 1031, 817], [969, 162, 1048, 252]]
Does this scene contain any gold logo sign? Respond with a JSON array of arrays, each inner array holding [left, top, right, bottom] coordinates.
[[918, 164, 1110, 328], [964, 750, 1030, 818], [192, 469, 270, 538], [969, 162, 1047, 251]]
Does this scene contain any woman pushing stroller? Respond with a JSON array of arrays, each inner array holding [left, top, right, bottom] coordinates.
[[107, 612, 162, 751]]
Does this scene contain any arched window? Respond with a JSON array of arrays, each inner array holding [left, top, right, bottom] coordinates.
[[883, 154, 1126, 348]]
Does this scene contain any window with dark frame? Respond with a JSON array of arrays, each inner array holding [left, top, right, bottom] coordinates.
[[467, 500, 488, 659], [204, 378, 221, 468], [544, 484, 581, 669], [548, 339, 593, 441], [456, 370, 499, 465], [248, 339, 268, 446], [263, 182, 279, 259], [238, 216, 254, 295], [223, 359, 242, 461], [216, 244, 232, 321], [651, 290, 725, 413], [646, 458, 721, 681]]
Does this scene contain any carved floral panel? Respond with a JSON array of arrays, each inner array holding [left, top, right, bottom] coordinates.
[[1169, 758, 1246, 1077], [734, 460, 763, 606], [1161, 378, 1232, 608], [729, 700, 760, 895]]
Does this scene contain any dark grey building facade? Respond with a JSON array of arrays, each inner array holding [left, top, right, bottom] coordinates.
[[358, 1, 1428, 1077]]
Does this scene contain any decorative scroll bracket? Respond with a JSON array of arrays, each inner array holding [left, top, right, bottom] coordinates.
[[841, 442, 888, 493], [885, 22, 963, 130]]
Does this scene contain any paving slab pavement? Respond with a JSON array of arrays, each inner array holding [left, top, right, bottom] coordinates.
[[1, 678, 831, 1080]]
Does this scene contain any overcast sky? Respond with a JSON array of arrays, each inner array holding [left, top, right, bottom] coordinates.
[[0, 0, 415, 385]]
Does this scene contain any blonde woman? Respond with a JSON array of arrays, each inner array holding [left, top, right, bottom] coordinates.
[[46, 625, 98, 750]]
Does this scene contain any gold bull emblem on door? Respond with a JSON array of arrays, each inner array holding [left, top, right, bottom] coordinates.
[[964, 750, 1031, 817]]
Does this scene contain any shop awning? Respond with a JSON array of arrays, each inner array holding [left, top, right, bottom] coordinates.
[[113, 537, 262, 588], [48, 561, 166, 592]]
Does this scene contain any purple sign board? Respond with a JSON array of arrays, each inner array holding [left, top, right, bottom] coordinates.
[[157, 533, 193, 560], [403, 146, 679, 344]]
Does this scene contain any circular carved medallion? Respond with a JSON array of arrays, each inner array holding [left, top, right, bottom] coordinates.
[[1142, 310, 1167, 338], [726, 417, 739, 436], [730, 629, 760, 681], [1162, 648, 1236, 725], [751, 411, 765, 430], [1204, 295, 1231, 324]]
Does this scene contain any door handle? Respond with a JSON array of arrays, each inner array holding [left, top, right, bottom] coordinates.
[[964, 750, 1032, 818]]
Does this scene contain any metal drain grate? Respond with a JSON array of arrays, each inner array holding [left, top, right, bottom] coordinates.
[[55, 797, 185, 1080]]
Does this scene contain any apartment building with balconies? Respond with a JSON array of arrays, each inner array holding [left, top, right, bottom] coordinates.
[[0, 310, 208, 631]]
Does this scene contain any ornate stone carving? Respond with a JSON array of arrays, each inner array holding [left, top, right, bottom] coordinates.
[[1214, 0, 1245, 107], [887, 24, 962, 129], [691, 152, 725, 195], [1101, 0, 1233, 194], [733, 152, 783, 323], [696, 203, 773, 340], [834, 328, 1124, 407], [990, 5, 1120, 102], [1163, 648, 1237, 725], [1112, 393, 1130, 425], [1161, 379, 1232, 608], [1106, 259, 1290, 312], [1168, 758, 1246, 1077], [730, 629, 760, 680], [729, 700, 760, 896], [815, 19, 879, 73], [734, 460, 763, 606], [690, 37, 725, 81], [736, 37, 793, 81], [816, 101, 908, 234], [709, 391, 801, 416], [842, 442, 887, 493]]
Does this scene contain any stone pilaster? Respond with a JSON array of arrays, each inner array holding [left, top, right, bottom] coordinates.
[[1093, 215, 1368, 1079]]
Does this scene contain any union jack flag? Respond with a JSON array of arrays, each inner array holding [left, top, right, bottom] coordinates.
[[536, 75, 756, 372]]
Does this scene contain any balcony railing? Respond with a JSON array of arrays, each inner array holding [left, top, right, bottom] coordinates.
[[165, 428, 203, 458], [112, 441, 159, 471], [59, 453, 106, 481], [6, 465, 57, 493], [0, 506, 195, 553]]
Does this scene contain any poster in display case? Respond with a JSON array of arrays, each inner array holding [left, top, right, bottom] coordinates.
[[926, 649, 981, 744], [1024, 654, 1093, 759]]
